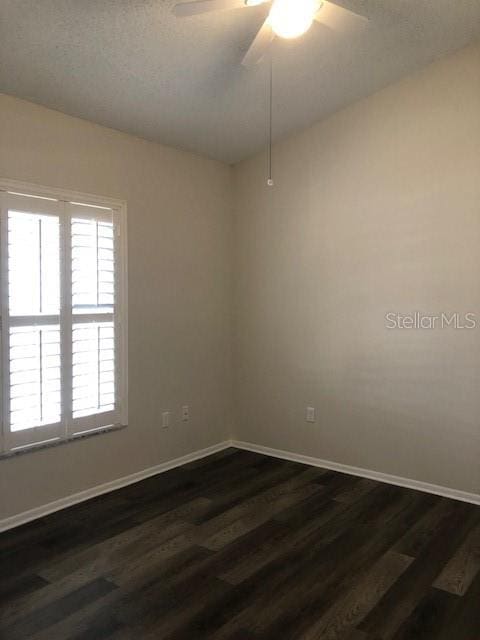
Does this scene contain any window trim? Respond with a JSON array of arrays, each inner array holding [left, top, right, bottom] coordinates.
[[0, 178, 128, 455]]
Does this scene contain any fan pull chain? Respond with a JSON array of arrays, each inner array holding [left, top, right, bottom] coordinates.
[[267, 55, 274, 187]]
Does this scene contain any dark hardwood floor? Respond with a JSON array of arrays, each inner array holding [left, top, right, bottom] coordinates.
[[1, 448, 479, 639]]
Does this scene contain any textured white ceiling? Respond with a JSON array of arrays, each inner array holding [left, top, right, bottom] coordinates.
[[1, 1, 479, 163]]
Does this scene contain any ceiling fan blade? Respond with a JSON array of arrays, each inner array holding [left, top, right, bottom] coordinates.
[[173, 0, 248, 17], [314, 1, 368, 36], [241, 18, 275, 67]]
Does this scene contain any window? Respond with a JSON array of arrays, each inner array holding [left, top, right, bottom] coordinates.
[[0, 180, 127, 453]]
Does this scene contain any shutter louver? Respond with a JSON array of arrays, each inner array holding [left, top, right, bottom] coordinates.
[[9, 325, 61, 431], [72, 218, 114, 314], [72, 321, 115, 418]]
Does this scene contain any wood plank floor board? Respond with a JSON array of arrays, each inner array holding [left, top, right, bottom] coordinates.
[[0, 542, 52, 586], [200, 481, 322, 551], [116, 575, 231, 639], [293, 550, 414, 640], [218, 631, 258, 640], [1, 578, 117, 640], [392, 498, 458, 558], [333, 477, 379, 505], [358, 500, 480, 639], [391, 570, 480, 640], [26, 590, 126, 640], [193, 519, 292, 586], [0, 573, 49, 608], [433, 519, 480, 595], [68, 615, 125, 640], [389, 587, 459, 640], [435, 570, 480, 640], [1, 449, 479, 640], [190, 460, 316, 525], [344, 631, 371, 640]]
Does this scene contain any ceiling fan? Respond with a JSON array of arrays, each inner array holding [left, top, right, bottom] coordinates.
[[172, 0, 368, 67]]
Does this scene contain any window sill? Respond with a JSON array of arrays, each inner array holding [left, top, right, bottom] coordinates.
[[0, 423, 128, 460]]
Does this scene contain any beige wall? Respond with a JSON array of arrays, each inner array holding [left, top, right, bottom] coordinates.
[[0, 94, 233, 519], [233, 43, 480, 495]]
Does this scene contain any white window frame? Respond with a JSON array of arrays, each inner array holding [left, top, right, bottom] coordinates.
[[0, 178, 128, 454]]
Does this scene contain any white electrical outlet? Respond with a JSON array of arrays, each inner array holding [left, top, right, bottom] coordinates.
[[306, 406, 316, 423], [181, 405, 190, 422], [162, 411, 171, 429]]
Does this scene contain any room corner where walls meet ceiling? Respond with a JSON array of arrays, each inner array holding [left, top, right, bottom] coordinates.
[[0, 0, 480, 163]]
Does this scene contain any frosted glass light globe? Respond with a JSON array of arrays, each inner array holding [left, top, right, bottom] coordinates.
[[269, 0, 320, 39]]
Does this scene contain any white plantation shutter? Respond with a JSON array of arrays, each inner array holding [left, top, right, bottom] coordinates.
[[0, 184, 127, 453], [1, 194, 64, 450], [7, 211, 62, 434], [67, 203, 122, 436]]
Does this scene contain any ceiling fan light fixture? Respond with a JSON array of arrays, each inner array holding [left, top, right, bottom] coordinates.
[[269, 0, 321, 39]]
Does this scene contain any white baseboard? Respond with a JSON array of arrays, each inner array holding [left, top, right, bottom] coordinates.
[[231, 440, 480, 506], [2, 438, 478, 533], [0, 441, 232, 533]]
